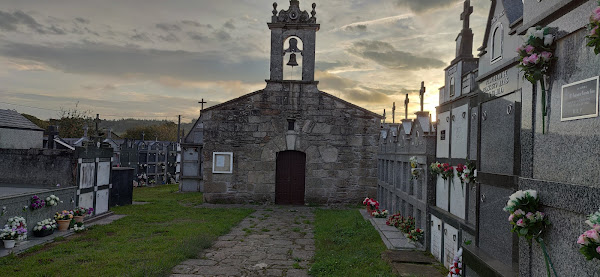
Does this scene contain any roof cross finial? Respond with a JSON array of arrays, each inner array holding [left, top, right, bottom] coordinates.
[[404, 94, 410, 119], [419, 81, 426, 112], [460, 0, 473, 31]]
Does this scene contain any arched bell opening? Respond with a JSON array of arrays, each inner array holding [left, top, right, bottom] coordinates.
[[283, 36, 303, 80]]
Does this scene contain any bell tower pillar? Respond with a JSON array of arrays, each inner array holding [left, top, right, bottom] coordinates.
[[268, 1, 320, 82]]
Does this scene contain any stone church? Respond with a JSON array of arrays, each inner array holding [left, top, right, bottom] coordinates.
[[181, 0, 381, 204]]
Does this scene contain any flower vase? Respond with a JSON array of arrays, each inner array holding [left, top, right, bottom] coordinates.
[[73, 216, 84, 223], [33, 228, 55, 237], [57, 219, 70, 231], [3, 239, 15, 249]]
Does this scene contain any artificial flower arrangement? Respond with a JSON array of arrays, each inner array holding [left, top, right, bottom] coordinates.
[[54, 210, 73, 221], [517, 26, 555, 134], [504, 190, 557, 277], [72, 222, 86, 233], [1, 216, 28, 241], [586, 1, 600, 54], [409, 156, 420, 180], [371, 209, 389, 218], [447, 248, 463, 277], [458, 162, 476, 185], [33, 218, 57, 237], [577, 208, 600, 260], [441, 163, 454, 181], [362, 197, 380, 211], [407, 228, 424, 243], [72, 207, 94, 217], [430, 162, 442, 177], [46, 195, 60, 206], [30, 195, 46, 210]]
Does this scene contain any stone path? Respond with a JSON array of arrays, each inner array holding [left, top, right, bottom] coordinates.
[[171, 206, 315, 277]]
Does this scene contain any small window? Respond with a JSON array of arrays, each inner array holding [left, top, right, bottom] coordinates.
[[288, 119, 295, 130], [449, 77, 455, 97], [491, 23, 503, 63]]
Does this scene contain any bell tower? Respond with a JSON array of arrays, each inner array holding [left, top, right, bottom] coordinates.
[[268, 1, 319, 82]]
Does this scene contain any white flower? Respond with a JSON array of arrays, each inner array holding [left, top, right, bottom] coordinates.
[[526, 27, 537, 38], [524, 190, 537, 199], [534, 29, 544, 39], [543, 34, 554, 46]]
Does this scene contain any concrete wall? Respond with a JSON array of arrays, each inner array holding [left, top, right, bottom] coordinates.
[[0, 187, 77, 234], [0, 148, 76, 187], [199, 81, 380, 204], [0, 128, 43, 149]]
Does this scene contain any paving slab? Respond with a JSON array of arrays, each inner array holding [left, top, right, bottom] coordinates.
[[171, 206, 314, 277]]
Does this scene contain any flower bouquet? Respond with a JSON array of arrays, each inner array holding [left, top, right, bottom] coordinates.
[[441, 163, 454, 181], [72, 222, 86, 233], [33, 218, 57, 237], [45, 195, 60, 206], [371, 209, 389, 218], [504, 190, 556, 277], [398, 216, 416, 234], [407, 228, 424, 242], [586, 1, 600, 54], [386, 213, 403, 227], [30, 195, 46, 210], [578, 208, 600, 260], [409, 156, 421, 180], [430, 162, 442, 177], [362, 197, 380, 215], [517, 26, 555, 134], [447, 248, 463, 277]]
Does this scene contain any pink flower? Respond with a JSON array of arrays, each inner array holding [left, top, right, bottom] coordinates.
[[526, 212, 535, 220], [591, 26, 599, 37], [508, 214, 515, 222], [525, 45, 535, 54], [594, 224, 600, 232], [578, 234, 588, 245], [597, 246, 600, 254], [593, 13, 600, 22], [521, 56, 530, 65], [595, 6, 600, 15], [517, 45, 523, 52], [585, 229, 599, 242], [514, 209, 525, 216], [541, 51, 552, 62], [529, 53, 540, 64], [516, 218, 526, 227]]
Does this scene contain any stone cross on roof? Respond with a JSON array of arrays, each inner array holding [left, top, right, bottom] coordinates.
[[198, 98, 207, 116], [404, 94, 409, 119], [392, 102, 396, 124], [460, 0, 473, 31], [419, 81, 426, 112], [382, 109, 386, 124], [94, 114, 101, 133]]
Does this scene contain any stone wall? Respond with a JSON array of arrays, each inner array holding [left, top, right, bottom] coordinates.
[[199, 81, 380, 204], [0, 148, 76, 187]]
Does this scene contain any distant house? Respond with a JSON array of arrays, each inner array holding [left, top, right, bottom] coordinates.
[[0, 109, 44, 149]]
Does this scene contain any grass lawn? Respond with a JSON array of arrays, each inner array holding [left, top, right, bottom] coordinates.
[[310, 209, 395, 277], [0, 184, 253, 277]]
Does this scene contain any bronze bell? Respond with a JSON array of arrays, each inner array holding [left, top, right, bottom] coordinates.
[[287, 53, 298, 67]]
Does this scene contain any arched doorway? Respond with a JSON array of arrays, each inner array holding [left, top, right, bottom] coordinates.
[[275, 151, 306, 205]]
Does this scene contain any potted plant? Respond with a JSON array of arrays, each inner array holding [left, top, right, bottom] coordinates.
[[72, 222, 86, 233], [30, 195, 46, 210], [72, 207, 94, 223], [1, 216, 27, 249], [33, 218, 57, 237], [54, 210, 73, 231]]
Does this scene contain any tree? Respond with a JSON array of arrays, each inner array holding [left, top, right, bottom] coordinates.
[[122, 121, 177, 141], [49, 104, 93, 138]]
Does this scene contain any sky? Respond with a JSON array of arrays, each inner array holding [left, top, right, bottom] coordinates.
[[0, 0, 490, 124]]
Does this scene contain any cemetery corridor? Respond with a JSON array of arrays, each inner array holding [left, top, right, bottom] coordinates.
[[171, 206, 314, 277]]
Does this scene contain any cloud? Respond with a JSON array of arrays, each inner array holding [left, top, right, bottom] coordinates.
[[316, 71, 390, 104], [74, 17, 90, 24], [348, 40, 445, 70], [0, 41, 269, 83], [156, 23, 181, 32], [213, 29, 231, 41], [345, 24, 367, 32], [181, 20, 212, 28], [224, 19, 235, 30], [0, 10, 65, 34], [316, 60, 353, 71], [159, 33, 179, 42], [130, 30, 152, 42], [395, 0, 461, 13]]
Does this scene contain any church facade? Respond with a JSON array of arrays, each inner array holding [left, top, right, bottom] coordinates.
[[181, 0, 381, 204]]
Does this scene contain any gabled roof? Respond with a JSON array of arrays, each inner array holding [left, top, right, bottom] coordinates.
[[0, 109, 43, 131]]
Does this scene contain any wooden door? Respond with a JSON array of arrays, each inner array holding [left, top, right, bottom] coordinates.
[[275, 151, 306, 205]]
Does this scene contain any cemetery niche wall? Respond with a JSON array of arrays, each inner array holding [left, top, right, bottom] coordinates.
[[377, 109, 436, 251], [182, 0, 382, 204]]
